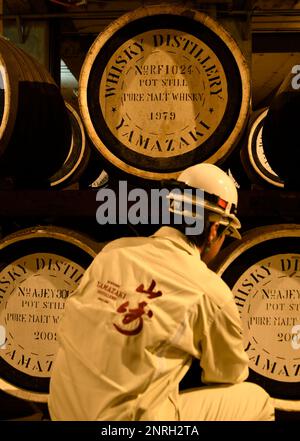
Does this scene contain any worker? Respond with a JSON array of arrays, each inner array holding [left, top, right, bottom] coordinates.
[[48, 163, 274, 421]]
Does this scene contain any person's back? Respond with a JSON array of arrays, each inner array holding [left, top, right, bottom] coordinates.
[[48, 227, 249, 420]]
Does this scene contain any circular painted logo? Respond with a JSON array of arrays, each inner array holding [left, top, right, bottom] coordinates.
[[215, 227, 300, 398], [80, 6, 249, 178], [0, 229, 95, 400], [0, 253, 84, 378], [100, 29, 227, 158]]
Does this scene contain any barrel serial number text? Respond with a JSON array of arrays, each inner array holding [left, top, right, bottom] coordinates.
[[135, 64, 193, 75], [150, 111, 175, 120]]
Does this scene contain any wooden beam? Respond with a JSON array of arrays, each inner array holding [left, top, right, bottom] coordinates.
[[0, 0, 3, 34]]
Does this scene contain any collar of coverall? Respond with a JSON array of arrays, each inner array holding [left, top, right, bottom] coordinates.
[[151, 226, 200, 258]]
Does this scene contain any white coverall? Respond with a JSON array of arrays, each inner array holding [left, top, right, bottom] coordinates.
[[48, 227, 274, 421]]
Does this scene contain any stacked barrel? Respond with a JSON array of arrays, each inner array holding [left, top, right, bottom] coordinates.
[[262, 71, 300, 190], [209, 224, 300, 417]]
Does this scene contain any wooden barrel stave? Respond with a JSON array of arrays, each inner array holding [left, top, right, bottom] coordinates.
[[78, 143, 109, 188], [0, 38, 25, 154], [262, 72, 300, 190], [240, 108, 284, 188]]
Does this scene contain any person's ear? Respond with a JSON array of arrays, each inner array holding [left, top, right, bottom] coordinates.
[[208, 222, 220, 243]]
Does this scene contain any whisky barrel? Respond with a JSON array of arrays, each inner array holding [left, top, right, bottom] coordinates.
[[262, 71, 300, 189], [241, 108, 284, 188], [78, 144, 109, 189], [79, 4, 250, 181], [211, 224, 300, 402], [0, 225, 99, 402], [49, 102, 90, 189], [0, 37, 71, 188]]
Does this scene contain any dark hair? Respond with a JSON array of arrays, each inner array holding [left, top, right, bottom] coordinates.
[[168, 212, 212, 249]]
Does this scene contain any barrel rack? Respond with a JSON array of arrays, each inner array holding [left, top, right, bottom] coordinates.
[[0, 187, 298, 247]]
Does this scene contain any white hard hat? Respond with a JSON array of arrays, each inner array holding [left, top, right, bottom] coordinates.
[[168, 163, 241, 239]]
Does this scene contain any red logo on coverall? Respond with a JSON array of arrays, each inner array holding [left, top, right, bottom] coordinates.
[[113, 280, 162, 336]]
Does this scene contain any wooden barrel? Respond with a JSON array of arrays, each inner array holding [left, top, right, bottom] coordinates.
[[211, 224, 300, 404], [262, 71, 300, 190], [79, 4, 250, 181], [219, 127, 253, 190], [241, 108, 284, 188], [78, 144, 109, 189], [0, 37, 71, 188], [0, 225, 100, 402], [49, 101, 90, 189]]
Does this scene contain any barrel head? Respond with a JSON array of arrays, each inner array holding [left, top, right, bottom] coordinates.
[[212, 224, 300, 399], [79, 5, 250, 180]]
